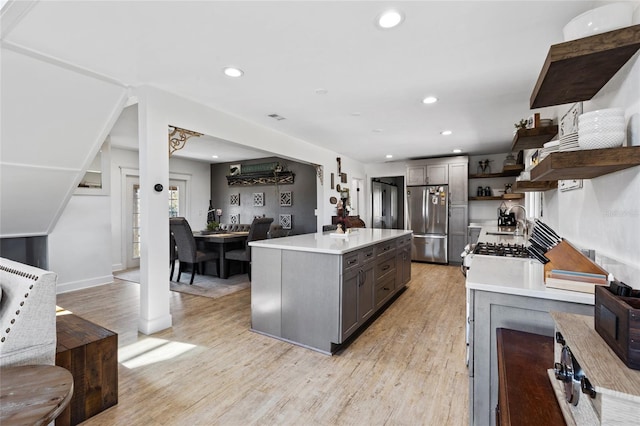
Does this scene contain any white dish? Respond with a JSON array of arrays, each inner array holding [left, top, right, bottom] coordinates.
[[563, 3, 633, 41], [579, 131, 625, 149]]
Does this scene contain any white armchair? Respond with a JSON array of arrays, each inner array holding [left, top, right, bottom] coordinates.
[[0, 257, 57, 366]]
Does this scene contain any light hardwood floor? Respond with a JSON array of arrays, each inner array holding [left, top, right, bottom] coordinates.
[[56, 263, 469, 425]]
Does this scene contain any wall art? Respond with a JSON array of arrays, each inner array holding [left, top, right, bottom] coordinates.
[[230, 193, 240, 206], [229, 214, 240, 224], [280, 191, 292, 207], [229, 164, 241, 176], [253, 192, 264, 207], [279, 214, 292, 230]]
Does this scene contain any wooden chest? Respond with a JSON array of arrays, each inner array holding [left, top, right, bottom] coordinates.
[[55, 314, 118, 425]]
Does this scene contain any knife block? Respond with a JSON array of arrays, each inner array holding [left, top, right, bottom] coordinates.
[[543, 240, 608, 277]]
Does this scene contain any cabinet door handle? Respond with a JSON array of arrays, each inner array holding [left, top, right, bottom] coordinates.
[[348, 259, 357, 266], [382, 265, 390, 271], [383, 287, 390, 291]]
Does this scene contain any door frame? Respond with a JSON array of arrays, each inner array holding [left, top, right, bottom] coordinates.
[[120, 168, 191, 269]]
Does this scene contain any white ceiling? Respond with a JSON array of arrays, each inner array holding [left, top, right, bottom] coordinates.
[[2, 0, 612, 164]]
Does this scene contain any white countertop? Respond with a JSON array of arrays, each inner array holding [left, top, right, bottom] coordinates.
[[466, 226, 594, 305], [249, 228, 412, 255]]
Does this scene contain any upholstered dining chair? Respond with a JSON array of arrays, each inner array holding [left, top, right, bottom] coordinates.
[[169, 217, 219, 284], [170, 231, 177, 279], [224, 217, 273, 280]]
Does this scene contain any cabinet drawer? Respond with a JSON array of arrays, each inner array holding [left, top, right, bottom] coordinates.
[[360, 246, 376, 264], [343, 252, 359, 271], [396, 235, 411, 249], [376, 255, 396, 281], [375, 275, 395, 306], [376, 241, 396, 258]]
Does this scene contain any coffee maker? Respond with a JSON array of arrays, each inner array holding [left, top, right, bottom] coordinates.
[[498, 204, 517, 227]]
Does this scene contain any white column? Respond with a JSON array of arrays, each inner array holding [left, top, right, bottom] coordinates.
[[137, 87, 172, 334]]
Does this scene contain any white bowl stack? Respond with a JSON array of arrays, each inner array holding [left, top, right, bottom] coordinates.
[[578, 108, 626, 150]]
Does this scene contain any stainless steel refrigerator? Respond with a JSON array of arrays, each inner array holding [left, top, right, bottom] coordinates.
[[407, 185, 448, 263]]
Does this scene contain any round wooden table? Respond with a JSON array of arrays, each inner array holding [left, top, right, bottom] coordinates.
[[0, 365, 74, 426]]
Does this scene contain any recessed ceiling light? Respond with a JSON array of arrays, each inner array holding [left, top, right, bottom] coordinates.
[[377, 9, 404, 29], [452, 149, 462, 154], [212, 155, 219, 159], [373, 129, 383, 133], [350, 112, 362, 116], [441, 130, 452, 136], [422, 96, 438, 104], [386, 154, 393, 159], [223, 67, 244, 77], [315, 88, 328, 95]]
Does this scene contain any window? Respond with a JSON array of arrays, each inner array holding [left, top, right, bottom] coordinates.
[[132, 184, 141, 259], [168, 185, 179, 217]]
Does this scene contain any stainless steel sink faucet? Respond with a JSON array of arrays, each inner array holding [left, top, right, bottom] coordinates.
[[507, 205, 528, 238]]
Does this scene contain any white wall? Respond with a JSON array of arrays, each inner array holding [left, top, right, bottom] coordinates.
[[49, 194, 113, 293], [544, 52, 640, 288]]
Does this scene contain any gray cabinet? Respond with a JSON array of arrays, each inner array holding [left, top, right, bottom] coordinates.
[[375, 250, 396, 307], [407, 164, 449, 185], [468, 288, 594, 426], [395, 235, 412, 287], [448, 204, 468, 264], [341, 246, 375, 341], [407, 165, 427, 186], [427, 163, 448, 185], [448, 162, 468, 205]]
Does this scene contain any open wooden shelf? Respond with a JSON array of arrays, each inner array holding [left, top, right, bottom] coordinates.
[[511, 126, 558, 151], [530, 146, 640, 181], [469, 164, 524, 179], [469, 194, 524, 201], [512, 180, 558, 192], [530, 24, 640, 109]]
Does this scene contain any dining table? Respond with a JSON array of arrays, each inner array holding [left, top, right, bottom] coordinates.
[[194, 231, 249, 279]]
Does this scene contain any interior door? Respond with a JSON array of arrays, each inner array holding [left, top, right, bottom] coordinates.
[[124, 176, 187, 269]]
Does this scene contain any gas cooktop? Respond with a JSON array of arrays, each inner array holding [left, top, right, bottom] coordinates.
[[473, 242, 530, 258]]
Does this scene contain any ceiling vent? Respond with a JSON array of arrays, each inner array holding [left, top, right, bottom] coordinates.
[[268, 113, 286, 121]]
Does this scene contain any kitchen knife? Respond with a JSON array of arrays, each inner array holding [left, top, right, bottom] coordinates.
[[533, 222, 560, 247], [535, 220, 561, 242], [531, 228, 555, 251], [529, 237, 549, 254], [537, 227, 560, 249], [527, 245, 550, 264]]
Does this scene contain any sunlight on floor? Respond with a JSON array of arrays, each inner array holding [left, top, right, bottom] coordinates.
[[118, 337, 196, 369]]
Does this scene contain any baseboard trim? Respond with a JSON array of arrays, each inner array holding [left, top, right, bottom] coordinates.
[[56, 274, 114, 294], [138, 314, 172, 335]]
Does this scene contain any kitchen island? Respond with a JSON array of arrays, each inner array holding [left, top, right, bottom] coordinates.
[[466, 227, 595, 426], [249, 228, 412, 354]]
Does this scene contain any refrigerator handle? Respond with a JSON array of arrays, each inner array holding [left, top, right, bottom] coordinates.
[[422, 188, 427, 232]]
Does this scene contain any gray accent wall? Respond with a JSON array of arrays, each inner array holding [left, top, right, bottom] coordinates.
[[210, 157, 317, 235]]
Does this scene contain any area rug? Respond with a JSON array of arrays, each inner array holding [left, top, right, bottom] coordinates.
[[113, 266, 250, 299]]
